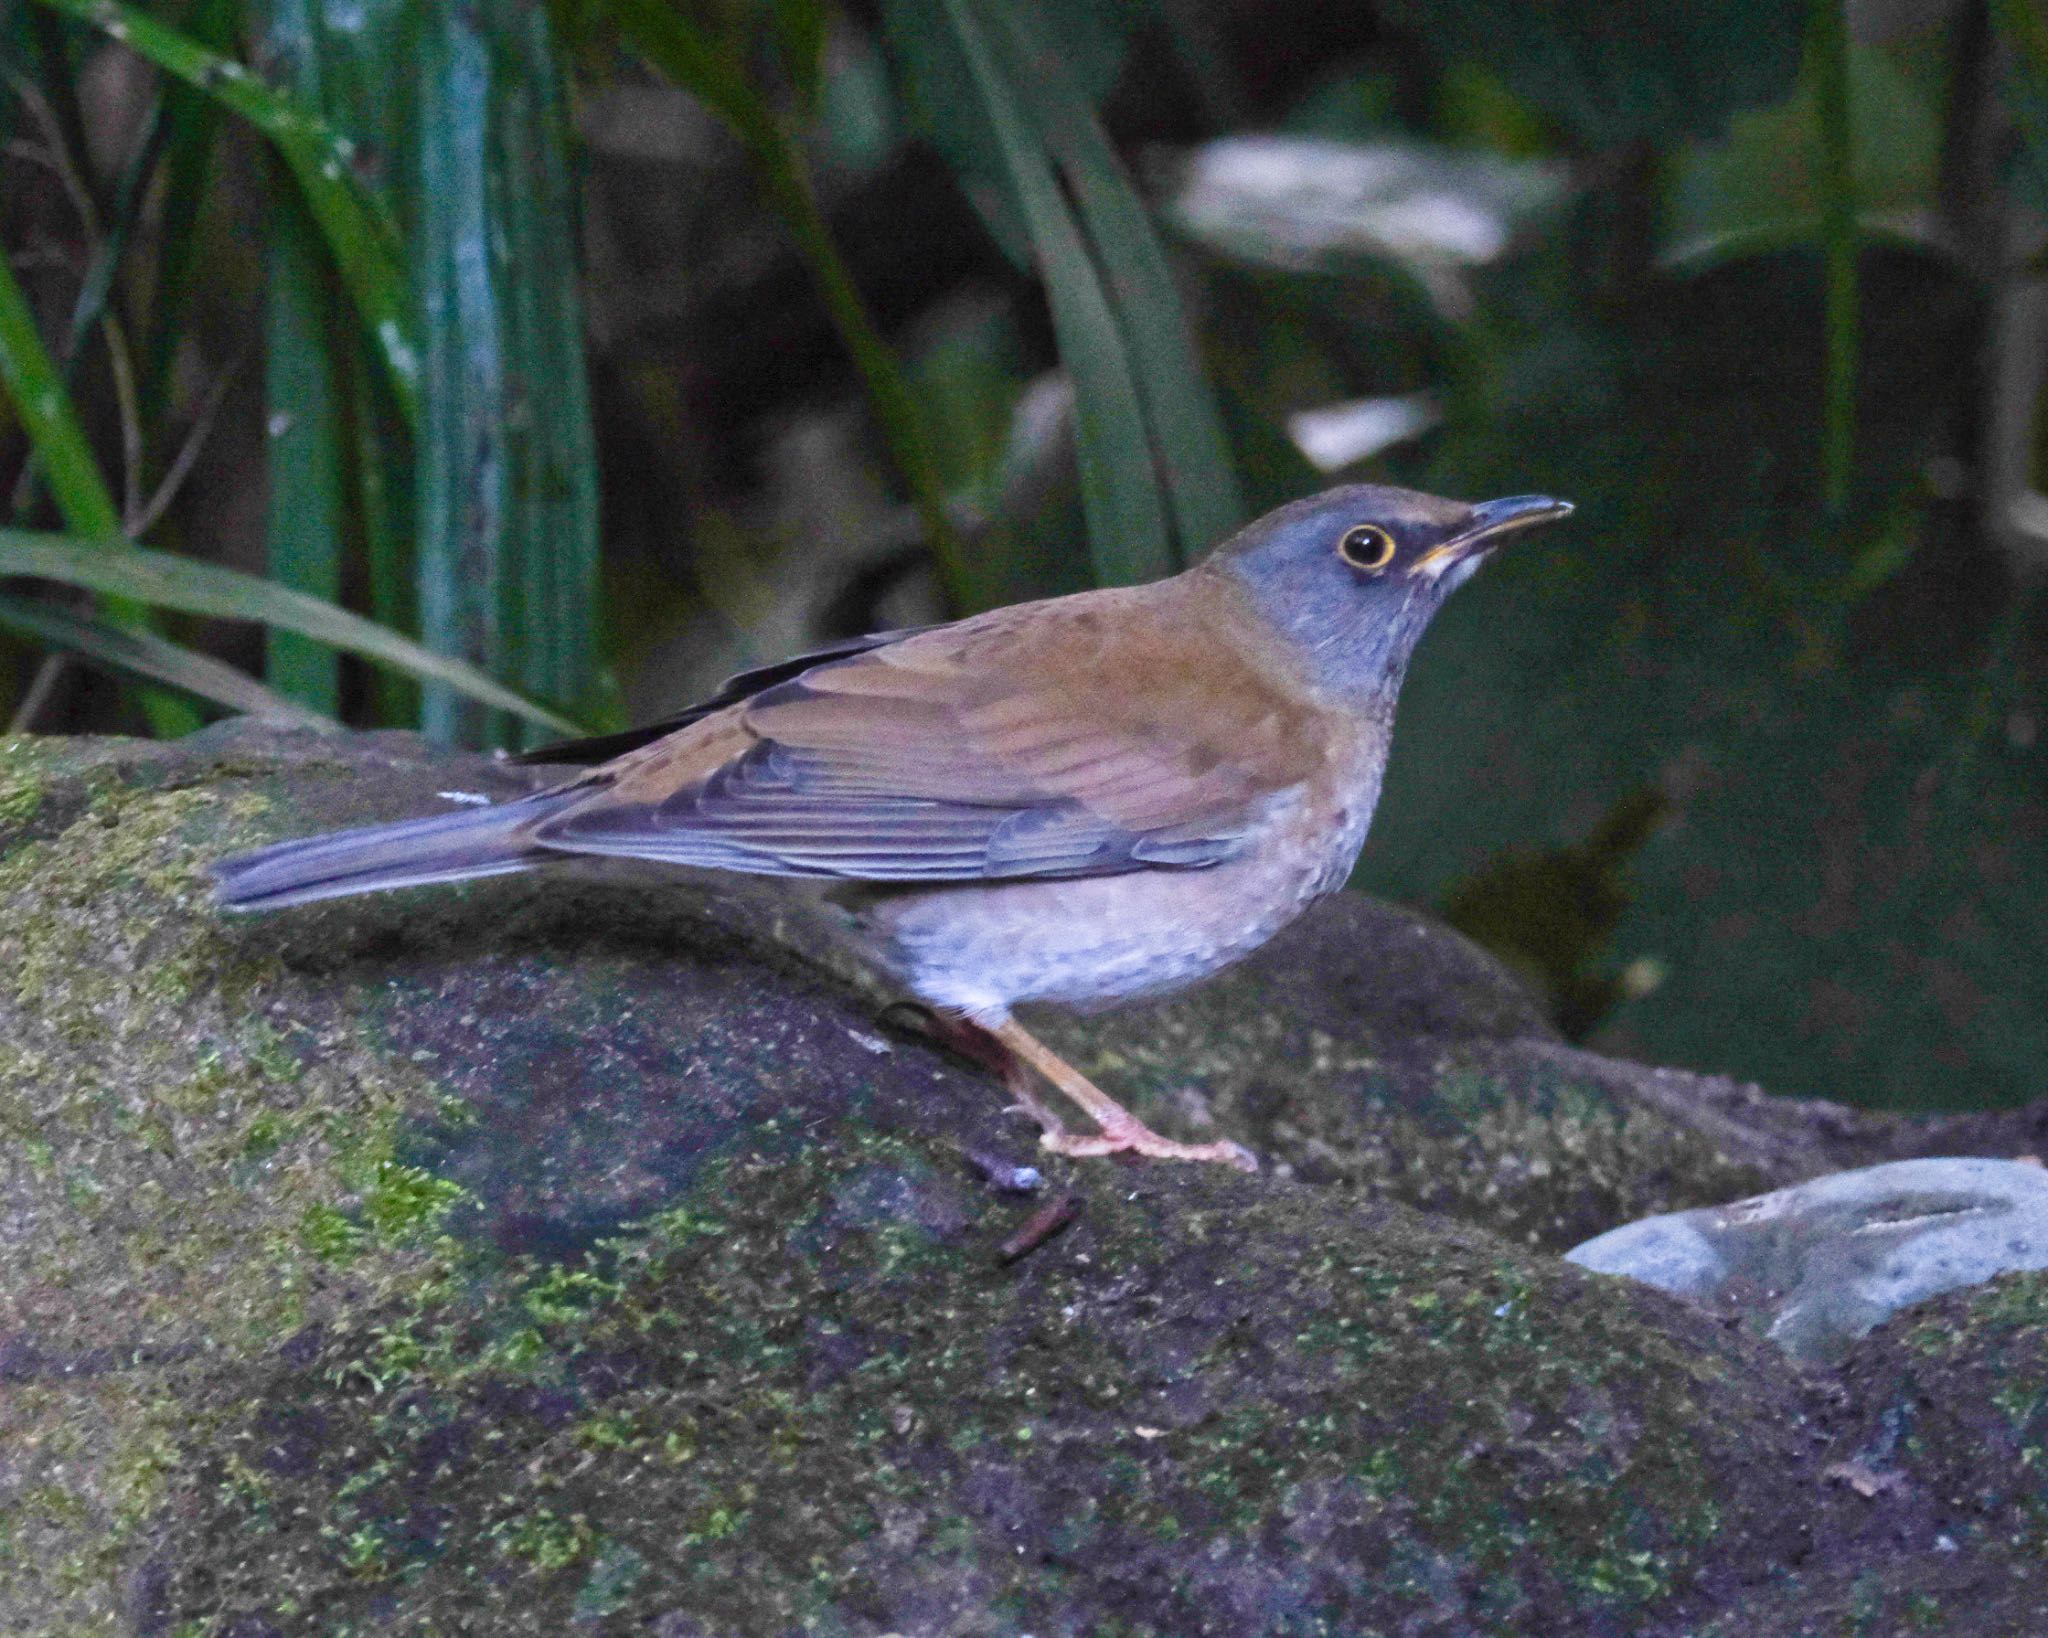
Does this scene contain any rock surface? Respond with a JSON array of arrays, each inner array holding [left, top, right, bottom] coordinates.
[[1567, 1158, 2048, 1364], [2, 725, 2047, 1635]]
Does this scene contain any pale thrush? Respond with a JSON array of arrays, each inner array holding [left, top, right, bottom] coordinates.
[[214, 484, 1572, 1170]]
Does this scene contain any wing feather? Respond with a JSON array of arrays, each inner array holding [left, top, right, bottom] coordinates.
[[532, 577, 1334, 882]]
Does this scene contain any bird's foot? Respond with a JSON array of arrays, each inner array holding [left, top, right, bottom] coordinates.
[[1041, 1122, 1258, 1172], [921, 1007, 1260, 1172]]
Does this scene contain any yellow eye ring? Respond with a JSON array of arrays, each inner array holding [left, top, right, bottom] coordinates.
[[1337, 523, 1397, 571]]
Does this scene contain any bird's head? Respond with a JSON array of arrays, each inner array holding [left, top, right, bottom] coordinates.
[[1202, 483, 1572, 701]]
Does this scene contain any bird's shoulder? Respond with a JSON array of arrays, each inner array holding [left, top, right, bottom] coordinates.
[[813, 573, 1345, 768]]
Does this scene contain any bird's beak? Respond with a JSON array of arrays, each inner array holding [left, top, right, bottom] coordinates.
[[1414, 494, 1573, 579]]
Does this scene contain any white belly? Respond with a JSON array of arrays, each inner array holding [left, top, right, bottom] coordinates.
[[865, 782, 1378, 1022]]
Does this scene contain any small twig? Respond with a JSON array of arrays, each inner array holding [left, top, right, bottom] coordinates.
[[997, 1192, 1079, 1265], [127, 340, 245, 537], [3, 240, 77, 277], [3, 136, 64, 173], [8, 652, 71, 733], [1, 69, 103, 242], [102, 310, 143, 527]]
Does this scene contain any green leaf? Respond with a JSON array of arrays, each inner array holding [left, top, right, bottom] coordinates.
[[242, 0, 421, 728], [880, 0, 1133, 264], [0, 139, 202, 736], [770, 0, 831, 111], [1663, 43, 1941, 265], [29, 0, 421, 426], [935, 0, 1173, 585], [0, 531, 585, 734], [595, 0, 774, 150], [260, 190, 346, 713], [877, 0, 1028, 264], [412, 0, 601, 747], [605, 0, 973, 610], [140, 0, 240, 432], [990, 0, 1245, 557], [1991, 0, 2048, 214], [501, 0, 602, 725], [0, 242, 121, 538], [0, 592, 334, 727], [37, 74, 166, 451], [256, 0, 350, 715]]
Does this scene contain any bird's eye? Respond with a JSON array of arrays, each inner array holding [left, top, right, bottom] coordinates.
[[1337, 523, 1397, 571]]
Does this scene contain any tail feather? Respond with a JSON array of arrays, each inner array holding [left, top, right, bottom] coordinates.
[[212, 794, 573, 911]]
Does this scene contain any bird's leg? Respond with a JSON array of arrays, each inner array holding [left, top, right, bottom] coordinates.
[[918, 1009, 1071, 1139], [987, 1018, 1258, 1172]]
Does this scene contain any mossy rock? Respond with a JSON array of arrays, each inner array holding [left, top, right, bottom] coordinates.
[[1039, 898, 1897, 1251], [0, 725, 2030, 1635], [1679, 1272, 2048, 1638], [161, 1145, 1824, 1636]]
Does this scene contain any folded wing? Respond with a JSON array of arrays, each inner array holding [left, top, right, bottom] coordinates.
[[532, 579, 1330, 883]]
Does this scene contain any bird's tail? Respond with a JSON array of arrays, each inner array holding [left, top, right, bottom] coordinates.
[[212, 793, 575, 911]]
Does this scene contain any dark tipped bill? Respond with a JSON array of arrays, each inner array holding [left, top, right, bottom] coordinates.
[[1456, 493, 1573, 550], [1412, 494, 1572, 580]]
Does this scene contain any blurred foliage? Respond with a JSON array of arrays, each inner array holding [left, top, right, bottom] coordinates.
[[0, 0, 2045, 1112], [1441, 785, 1671, 1040]]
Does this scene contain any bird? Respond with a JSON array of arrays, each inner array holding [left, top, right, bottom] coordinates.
[[213, 484, 1571, 1171]]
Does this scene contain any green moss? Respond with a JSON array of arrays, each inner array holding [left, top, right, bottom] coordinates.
[[301, 1201, 367, 1263], [0, 741, 468, 1634], [361, 1160, 469, 1241], [494, 1508, 595, 1571], [141, 1128, 1794, 1634], [1048, 1011, 1772, 1253], [0, 750, 43, 846]]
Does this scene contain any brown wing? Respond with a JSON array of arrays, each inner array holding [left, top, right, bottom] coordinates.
[[530, 575, 1337, 882]]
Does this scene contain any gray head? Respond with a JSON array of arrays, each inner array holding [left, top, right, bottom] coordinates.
[[1200, 483, 1572, 702]]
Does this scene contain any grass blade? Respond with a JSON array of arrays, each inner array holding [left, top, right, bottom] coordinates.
[[596, 0, 776, 149], [413, 2, 606, 747], [991, 0, 1245, 559], [250, 0, 420, 729], [30, 0, 422, 426], [0, 530, 585, 733], [494, 0, 602, 737], [0, 590, 334, 727], [261, 184, 347, 713], [935, 0, 1174, 585], [139, 0, 238, 431], [0, 129, 201, 735], [0, 242, 121, 537], [256, 0, 345, 714], [41, 82, 166, 450], [771, 0, 831, 111]]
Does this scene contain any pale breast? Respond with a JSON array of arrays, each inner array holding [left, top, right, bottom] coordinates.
[[862, 722, 1389, 1022]]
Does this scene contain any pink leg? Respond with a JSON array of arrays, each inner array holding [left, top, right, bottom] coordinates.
[[987, 1017, 1257, 1172]]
